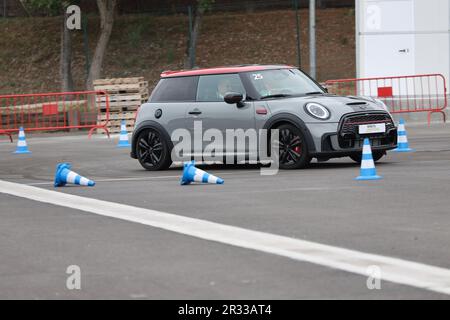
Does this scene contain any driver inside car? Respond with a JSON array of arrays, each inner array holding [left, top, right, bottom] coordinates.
[[217, 79, 233, 100]]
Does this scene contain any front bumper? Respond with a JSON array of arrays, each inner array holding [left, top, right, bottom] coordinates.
[[308, 112, 398, 158]]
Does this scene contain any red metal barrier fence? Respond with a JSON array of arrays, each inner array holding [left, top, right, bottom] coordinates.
[[324, 74, 447, 125], [0, 91, 110, 141]]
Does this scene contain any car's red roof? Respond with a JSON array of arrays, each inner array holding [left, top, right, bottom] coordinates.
[[160, 65, 294, 78]]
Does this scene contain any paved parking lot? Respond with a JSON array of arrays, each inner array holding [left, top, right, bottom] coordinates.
[[1, 123, 450, 299]]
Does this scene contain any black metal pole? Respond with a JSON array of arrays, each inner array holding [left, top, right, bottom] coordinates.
[[293, 0, 301, 68], [187, 5, 195, 69], [82, 14, 90, 81], [309, 0, 316, 79]]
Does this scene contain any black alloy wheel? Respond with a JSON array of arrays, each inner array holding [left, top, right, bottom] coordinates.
[[276, 124, 311, 169], [137, 129, 172, 171]]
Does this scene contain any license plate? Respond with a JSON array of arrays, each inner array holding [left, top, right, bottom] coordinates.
[[358, 123, 386, 134]]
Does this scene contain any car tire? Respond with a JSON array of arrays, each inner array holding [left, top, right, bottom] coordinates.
[[136, 129, 172, 171], [274, 124, 312, 169], [349, 151, 384, 163]]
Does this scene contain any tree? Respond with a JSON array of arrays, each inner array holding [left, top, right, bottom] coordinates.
[[185, 0, 214, 69], [86, 0, 117, 90], [24, 0, 75, 92], [24, 0, 64, 15], [24, 0, 117, 91]]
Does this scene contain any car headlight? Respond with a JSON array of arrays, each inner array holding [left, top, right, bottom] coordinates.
[[304, 102, 330, 120]]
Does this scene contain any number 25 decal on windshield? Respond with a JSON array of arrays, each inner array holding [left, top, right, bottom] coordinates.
[[252, 73, 263, 80]]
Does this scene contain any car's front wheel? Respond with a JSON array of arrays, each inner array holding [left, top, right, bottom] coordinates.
[[349, 151, 385, 163], [275, 124, 311, 169], [136, 129, 172, 171]]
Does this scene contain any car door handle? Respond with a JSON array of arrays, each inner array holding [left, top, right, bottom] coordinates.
[[188, 109, 202, 115]]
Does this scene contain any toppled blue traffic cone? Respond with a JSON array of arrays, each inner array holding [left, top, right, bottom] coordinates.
[[355, 138, 382, 180], [180, 161, 224, 185], [393, 118, 413, 152], [117, 120, 131, 148], [54, 163, 95, 187], [13, 127, 31, 154]]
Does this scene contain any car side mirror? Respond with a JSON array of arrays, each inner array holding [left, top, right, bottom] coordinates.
[[224, 92, 245, 108]]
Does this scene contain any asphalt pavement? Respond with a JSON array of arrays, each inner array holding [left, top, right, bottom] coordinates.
[[1, 123, 450, 299]]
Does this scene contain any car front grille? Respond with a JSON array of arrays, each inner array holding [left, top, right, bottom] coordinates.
[[338, 112, 397, 149], [340, 113, 395, 135]]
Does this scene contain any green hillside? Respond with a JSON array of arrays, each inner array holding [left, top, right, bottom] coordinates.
[[0, 8, 355, 95]]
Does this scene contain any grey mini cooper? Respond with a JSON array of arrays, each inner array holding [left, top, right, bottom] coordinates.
[[131, 65, 397, 170]]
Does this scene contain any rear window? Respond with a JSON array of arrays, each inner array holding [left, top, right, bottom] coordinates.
[[150, 76, 198, 102]]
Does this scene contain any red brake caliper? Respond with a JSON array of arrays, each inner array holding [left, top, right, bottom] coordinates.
[[294, 137, 301, 153]]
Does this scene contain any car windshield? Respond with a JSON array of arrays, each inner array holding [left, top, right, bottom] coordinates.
[[246, 68, 324, 99]]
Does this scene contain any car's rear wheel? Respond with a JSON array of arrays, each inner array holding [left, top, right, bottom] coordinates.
[[275, 124, 311, 169], [349, 151, 385, 163], [136, 129, 172, 171]]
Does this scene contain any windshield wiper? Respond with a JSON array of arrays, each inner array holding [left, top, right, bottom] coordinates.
[[305, 91, 325, 95], [260, 94, 292, 100]]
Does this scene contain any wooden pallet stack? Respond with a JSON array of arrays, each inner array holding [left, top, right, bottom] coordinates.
[[93, 77, 149, 134]]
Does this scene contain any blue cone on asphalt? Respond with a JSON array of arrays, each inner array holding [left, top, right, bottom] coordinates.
[[180, 161, 224, 185], [355, 138, 382, 180], [13, 127, 31, 154], [54, 163, 95, 187], [393, 118, 413, 152], [117, 120, 131, 148]]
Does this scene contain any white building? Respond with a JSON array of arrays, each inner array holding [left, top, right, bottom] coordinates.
[[356, 0, 450, 82]]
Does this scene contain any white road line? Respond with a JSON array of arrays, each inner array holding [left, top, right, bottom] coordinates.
[[1, 179, 450, 296]]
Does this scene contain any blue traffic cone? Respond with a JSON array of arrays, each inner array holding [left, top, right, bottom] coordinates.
[[180, 161, 224, 185], [54, 163, 95, 187], [13, 127, 31, 154], [355, 138, 382, 180], [117, 120, 131, 148], [393, 118, 413, 152]]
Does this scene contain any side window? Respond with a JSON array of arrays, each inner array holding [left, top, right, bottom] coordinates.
[[150, 76, 198, 102], [196, 74, 246, 102]]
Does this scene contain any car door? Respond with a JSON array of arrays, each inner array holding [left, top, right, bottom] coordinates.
[[185, 73, 256, 160], [147, 76, 199, 163], [149, 75, 198, 138]]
